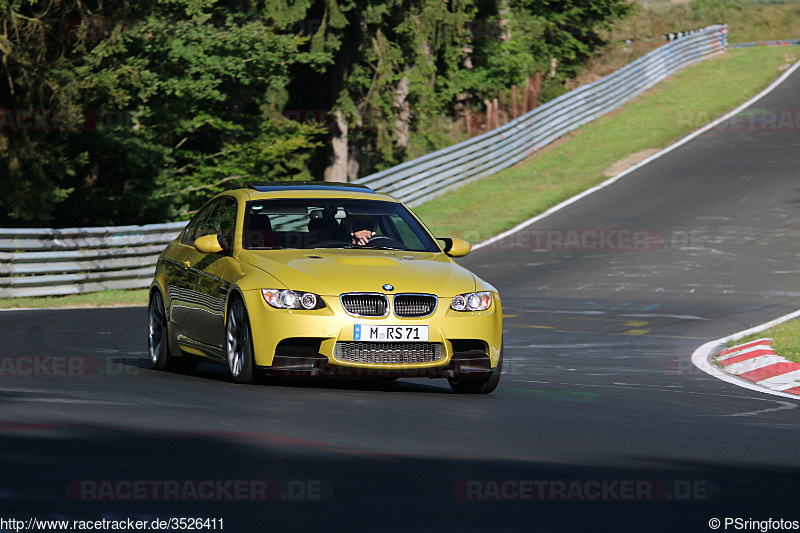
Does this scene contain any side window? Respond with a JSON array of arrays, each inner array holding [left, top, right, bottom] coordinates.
[[198, 197, 238, 251], [181, 201, 217, 246]]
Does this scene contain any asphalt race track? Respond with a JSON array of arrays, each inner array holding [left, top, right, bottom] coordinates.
[[1, 68, 799, 532]]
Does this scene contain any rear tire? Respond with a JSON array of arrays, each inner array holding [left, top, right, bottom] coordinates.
[[149, 291, 197, 373], [447, 347, 502, 394], [227, 298, 255, 384]]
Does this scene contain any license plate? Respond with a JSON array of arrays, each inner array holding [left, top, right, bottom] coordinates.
[[354, 325, 429, 342]]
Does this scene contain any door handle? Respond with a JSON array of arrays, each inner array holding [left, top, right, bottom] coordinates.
[[182, 260, 191, 269]]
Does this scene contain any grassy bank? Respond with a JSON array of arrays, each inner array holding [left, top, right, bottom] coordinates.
[[0, 289, 149, 309], [569, 0, 800, 91], [733, 319, 800, 364], [613, 0, 800, 45], [415, 46, 799, 240]]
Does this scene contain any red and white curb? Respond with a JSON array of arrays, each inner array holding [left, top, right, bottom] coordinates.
[[715, 338, 800, 396], [692, 309, 800, 400]]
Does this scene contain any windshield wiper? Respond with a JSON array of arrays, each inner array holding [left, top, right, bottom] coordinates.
[[310, 243, 358, 249], [364, 245, 405, 251]]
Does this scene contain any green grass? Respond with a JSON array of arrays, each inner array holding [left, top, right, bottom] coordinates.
[[0, 288, 149, 309], [414, 46, 800, 241], [615, 0, 800, 45], [732, 319, 800, 364], [572, 0, 800, 91]]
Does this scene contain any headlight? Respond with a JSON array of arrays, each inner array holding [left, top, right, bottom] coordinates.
[[451, 291, 492, 311], [262, 289, 324, 310]]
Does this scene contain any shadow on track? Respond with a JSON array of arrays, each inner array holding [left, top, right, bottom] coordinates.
[[0, 421, 796, 532], [112, 356, 451, 394]]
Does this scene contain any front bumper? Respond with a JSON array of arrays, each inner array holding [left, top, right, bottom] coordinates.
[[241, 289, 502, 375], [266, 348, 495, 378]]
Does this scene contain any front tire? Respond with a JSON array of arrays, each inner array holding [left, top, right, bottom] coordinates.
[[226, 298, 255, 384], [448, 348, 502, 394], [148, 291, 170, 370]]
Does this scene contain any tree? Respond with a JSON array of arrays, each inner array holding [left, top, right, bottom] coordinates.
[[1, 0, 632, 226], [469, 0, 632, 104], [284, 0, 477, 182], [1, 0, 329, 226]]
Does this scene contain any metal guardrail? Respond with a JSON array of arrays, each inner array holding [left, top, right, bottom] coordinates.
[[0, 222, 186, 298], [355, 24, 728, 206], [1, 25, 728, 298], [730, 39, 800, 48]]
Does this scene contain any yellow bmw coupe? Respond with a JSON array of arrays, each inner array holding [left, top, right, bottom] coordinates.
[[148, 183, 502, 393]]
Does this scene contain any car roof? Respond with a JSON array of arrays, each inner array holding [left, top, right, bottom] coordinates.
[[248, 181, 376, 194], [215, 182, 397, 203]]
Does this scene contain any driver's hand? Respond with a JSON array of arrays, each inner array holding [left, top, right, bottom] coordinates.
[[352, 230, 375, 246]]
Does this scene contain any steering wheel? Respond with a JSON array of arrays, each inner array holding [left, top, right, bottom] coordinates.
[[365, 235, 404, 248]]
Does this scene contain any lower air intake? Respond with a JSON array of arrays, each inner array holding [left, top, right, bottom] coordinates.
[[334, 342, 443, 364]]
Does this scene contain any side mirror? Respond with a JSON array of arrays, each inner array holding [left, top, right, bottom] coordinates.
[[194, 234, 223, 254], [438, 237, 471, 258]]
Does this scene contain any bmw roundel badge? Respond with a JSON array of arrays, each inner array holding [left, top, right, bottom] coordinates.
[[383, 284, 394, 291]]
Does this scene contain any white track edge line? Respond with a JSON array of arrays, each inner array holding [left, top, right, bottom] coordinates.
[[691, 308, 800, 400], [473, 58, 800, 251], [0, 305, 147, 312]]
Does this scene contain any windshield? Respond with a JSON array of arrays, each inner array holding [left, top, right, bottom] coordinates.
[[243, 198, 440, 252]]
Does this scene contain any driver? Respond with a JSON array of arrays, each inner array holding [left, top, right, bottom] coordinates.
[[350, 217, 376, 246]]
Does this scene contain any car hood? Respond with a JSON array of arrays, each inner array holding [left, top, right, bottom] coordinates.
[[237, 248, 477, 296]]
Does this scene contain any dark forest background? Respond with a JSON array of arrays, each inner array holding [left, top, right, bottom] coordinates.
[[3, 0, 661, 227]]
